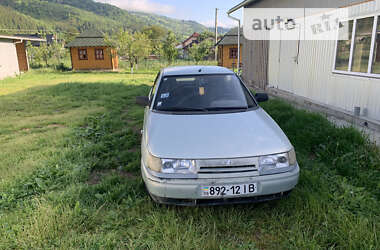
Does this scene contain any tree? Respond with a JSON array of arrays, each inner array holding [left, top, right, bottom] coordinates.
[[106, 30, 152, 73], [199, 30, 214, 41], [162, 31, 178, 64], [142, 25, 167, 56], [50, 41, 68, 69], [27, 40, 66, 68], [188, 39, 213, 64], [132, 32, 152, 70], [38, 43, 53, 67]]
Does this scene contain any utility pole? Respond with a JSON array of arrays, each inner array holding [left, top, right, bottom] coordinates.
[[215, 8, 218, 62]]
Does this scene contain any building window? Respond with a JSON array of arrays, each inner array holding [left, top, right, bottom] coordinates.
[[372, 18, 380, 74], [78, 49, 88, 60], [334, 15, 380, 77], [230, 48, 238, 59], [351, 17, 373, 73], [335, 20, 353, 71], [95, 49, 104, 60]]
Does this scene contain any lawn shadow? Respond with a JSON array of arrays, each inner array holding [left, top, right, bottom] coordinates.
[[0, 81, 151, 208]]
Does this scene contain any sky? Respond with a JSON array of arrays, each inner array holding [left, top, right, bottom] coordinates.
[[95, 0, 244, 28]]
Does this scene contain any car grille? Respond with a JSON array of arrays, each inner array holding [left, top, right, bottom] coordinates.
[[196, 157, 259, 179]]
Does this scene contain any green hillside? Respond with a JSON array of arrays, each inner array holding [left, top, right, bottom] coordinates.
[[0, 0, 208, 38], [0, 5, 52, 32]]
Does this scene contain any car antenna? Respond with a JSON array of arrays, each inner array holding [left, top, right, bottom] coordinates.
[[198, 68, 202, 72]]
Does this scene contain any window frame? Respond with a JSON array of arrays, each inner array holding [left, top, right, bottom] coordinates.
[[78, 48, 88, 60], [333, 13, 380, 78], [95, 48, 104, 60], [229, 48, 238, 59]]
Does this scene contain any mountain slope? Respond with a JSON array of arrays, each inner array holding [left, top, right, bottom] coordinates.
[[0, 5, 52, 31], [0, 0, 208, 37]]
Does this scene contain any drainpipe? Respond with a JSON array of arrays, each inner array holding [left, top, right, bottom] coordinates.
[[228, 14, 241, 74]]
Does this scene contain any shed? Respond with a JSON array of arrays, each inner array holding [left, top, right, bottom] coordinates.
[[0, 35, 46, 80], [215, 28, 243, 69], [65, 30, 118, 71]]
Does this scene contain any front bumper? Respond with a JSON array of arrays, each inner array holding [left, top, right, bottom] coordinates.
[[141, 161, 300, 206]]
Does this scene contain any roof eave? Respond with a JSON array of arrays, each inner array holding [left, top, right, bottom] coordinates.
[[227, 0, 257, 14], [0, 35, 46, 42]]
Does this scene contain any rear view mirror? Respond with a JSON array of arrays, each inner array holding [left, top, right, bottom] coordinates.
[[136, 96, 150, 106], [255, 93, 269, 103]]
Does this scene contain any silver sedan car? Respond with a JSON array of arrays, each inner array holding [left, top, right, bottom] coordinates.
[[137, 66, 299, 206]]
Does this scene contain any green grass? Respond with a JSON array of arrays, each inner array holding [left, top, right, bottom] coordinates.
[[0, 70, 380, 249]]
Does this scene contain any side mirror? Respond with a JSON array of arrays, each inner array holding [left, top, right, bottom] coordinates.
[[136, 96, 150, 106], [255, 93, 269, 103]]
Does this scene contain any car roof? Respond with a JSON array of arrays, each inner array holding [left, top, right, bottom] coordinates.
[[161, 66, 234, 76]]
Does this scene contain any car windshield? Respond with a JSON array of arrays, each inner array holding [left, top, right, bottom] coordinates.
[[153, 74, 256, 112]]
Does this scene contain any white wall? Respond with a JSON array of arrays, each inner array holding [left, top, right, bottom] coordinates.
[[268, 1, 380, 121], [0, 40, 19, 80]]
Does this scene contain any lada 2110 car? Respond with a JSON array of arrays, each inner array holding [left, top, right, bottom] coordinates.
[[137, 66, 299, 206]]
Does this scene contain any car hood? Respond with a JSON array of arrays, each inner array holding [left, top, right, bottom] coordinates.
[[145, 108, 292, 159]]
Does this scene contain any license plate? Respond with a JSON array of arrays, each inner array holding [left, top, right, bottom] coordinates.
[[201, 183, 257, 197]]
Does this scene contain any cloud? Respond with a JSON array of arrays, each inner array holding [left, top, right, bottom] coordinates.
[[95, 0, 175, 15]]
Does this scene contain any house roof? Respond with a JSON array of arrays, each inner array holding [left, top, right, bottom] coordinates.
[[0, 34, 46, 42], [15, 34, 56, 44], [216, 27, 243, 46], [183, 32, 200, 43], [228, 0, 257, 14], [65, 30, 108, 48]]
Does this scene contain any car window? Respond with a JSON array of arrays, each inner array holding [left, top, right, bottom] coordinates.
[[153, 74, 257, 112]]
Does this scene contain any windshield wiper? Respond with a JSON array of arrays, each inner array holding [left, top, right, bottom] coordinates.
[[157, 107, 208, 112], [205, 106, 249, 111]]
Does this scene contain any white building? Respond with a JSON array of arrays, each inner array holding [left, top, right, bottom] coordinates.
[[229, 0, 380, 123], [0, 35, 45, 80]]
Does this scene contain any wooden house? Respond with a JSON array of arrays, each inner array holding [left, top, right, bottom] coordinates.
[[216, 28, 243, 69], [179, 32, 200, 59], [66, 30, 118, 71], [0, 35, 46, 80]]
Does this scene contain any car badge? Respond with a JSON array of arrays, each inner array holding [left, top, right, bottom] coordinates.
[[225, 160, 232, 166]]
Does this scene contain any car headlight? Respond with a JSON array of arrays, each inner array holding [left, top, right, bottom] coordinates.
[[142, 146, 162, 172], [161, 159, 198, 174], [142, 146, 198, 174], [259, 148, 297, 175]]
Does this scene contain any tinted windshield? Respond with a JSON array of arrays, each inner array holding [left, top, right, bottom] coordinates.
[[153, 74, 256, 112]]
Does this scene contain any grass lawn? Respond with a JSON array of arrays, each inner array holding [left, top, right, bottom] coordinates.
[[0, 70, 379, 249]]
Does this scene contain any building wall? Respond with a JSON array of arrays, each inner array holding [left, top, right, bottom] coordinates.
[[111, 49, 119, 69], [70, 47, 117, 70], [218, 44, 243, 69], [242, 0, 373, 88], [16, 42, 29, 72], [0, 39, 19, 80], [242, 40, 269, 89], [267, 0, 380, 120]]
